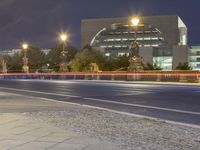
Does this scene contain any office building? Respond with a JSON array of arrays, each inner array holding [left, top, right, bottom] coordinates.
[[81, 15, 188, 70]]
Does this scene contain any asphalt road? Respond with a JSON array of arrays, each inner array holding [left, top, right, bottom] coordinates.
[[0, 79, 200, 126]]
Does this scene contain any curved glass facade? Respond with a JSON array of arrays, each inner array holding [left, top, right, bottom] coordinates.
[[90, 23, 165, 57]]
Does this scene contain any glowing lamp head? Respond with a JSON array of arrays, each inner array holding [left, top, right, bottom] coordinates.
[[60, 33, 68, 42], [131, 17, 140, 26], [22, 43, 28, 50]]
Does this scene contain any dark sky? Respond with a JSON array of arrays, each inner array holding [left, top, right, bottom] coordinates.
[[0, 0, 199, 49]]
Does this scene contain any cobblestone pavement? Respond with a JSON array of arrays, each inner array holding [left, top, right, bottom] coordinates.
[[0, 113, 119, 150]]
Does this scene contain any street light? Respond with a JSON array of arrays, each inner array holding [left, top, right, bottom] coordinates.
[[22, 43, 29, 73], [59, 32, 70, 72], [131, 17, 140, 27], [128, 16, 143, 72], [59, 33, 68, 57], [22, 43, 28, 50], [131, 17, 140, 41], [60, 33, 68, 42]]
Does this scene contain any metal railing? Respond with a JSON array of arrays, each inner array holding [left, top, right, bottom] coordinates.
[[0, 71, 200, 83]]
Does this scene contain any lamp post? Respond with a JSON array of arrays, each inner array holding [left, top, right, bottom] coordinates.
[[131, 17, 140, 42], [59, 32, 69, 72], [22, 43, 29, 73], [128, 17, 144, 72], [60, 33, 68, 60], [60, 33, 67, 47]]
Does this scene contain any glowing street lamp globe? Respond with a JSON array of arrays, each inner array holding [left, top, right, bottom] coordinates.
[[60, 33, 68, 42], [131, 17, 140, 26], [22, 43, 28, 50]]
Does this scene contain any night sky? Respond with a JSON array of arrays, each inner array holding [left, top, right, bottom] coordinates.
[[0, 0, 199, 49]]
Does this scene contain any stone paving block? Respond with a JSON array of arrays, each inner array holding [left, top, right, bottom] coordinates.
[[11, 126, 42, 135], [10, 141, 55, 150], [14, 132, 51, 141], [0, 119, 31, 130], [66, 136, 99, 145], [85, 143, 120, 150], [0, 140, 26, 150], [46, 143, 89, 150], [36, 132, 76, 143], [0, 113, 119, 150]]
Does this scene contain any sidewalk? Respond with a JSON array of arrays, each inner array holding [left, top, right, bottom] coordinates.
[[0, 113, 119, 150]]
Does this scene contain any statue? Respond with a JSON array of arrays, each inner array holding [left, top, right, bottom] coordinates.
[[129, 41, 140, 57], [22, 57, 29, 73], [90, 63, 99, 73], [2, 60, 7, 73], [128, 40, 144, 72], [59, 50, 70, 72]]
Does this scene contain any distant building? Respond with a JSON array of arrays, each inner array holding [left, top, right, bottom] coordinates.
[[0, 49, 50, 56], [189, 46, 200, 70], [11, 49, 22, 54], [81, 15, 189, 70], [0, 49, 21, 56], [41, 49, 51, 55]]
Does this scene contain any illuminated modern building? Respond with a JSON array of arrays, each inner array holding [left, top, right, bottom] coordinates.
[[189, 46, 200, 70], [81, 15, 188, 70]]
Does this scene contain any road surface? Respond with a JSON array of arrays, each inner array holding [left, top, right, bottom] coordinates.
[[0, 80, 200, 126]]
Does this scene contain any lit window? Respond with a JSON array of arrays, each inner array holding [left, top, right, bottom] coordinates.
[[105, 53, 110, 56], [144, 44, 151, 47], [118, 52, 125, 56], [100, 46, 107, 48], [144, 37, 151, 40], [107, 39, 114, 41], [182, 35, 186, 45], [151, 37, 159, 40], [137, 31, 143, 33], [151, 44, 159, 47], [159, 37, 164, 40], [115, 32, 121, 34]]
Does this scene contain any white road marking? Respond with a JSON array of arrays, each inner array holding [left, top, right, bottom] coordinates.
[[35, 96, 200, 129], [83, 97, 200, 116], [0, 87, 80, 98], [0, 89, 200, 129], [114, 90, 153, 96], [0, 86, 199, 116]]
